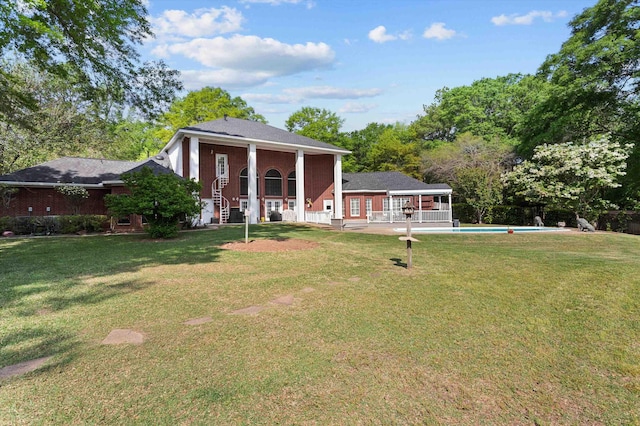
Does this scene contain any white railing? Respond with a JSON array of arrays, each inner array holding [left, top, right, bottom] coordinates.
[[305, 211, 332, 224], [367, 209, 451, 223]]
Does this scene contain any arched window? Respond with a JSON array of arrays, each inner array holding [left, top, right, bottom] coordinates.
[[287, 171, 296, 197], [264, 169, 282, 196], [240, 168, 259, 196]]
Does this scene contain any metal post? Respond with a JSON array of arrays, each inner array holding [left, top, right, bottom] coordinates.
[[245, 210, 249, 244], [406, 214, 412, 269]]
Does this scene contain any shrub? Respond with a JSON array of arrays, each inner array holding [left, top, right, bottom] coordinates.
[[59, 215, 108, 234]]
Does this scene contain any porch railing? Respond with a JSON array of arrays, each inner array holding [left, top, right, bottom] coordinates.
[[305, 211, 332, 224], [367, 209, 451, 223]]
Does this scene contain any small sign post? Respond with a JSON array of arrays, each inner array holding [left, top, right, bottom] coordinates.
[[244, 209, 250, 244]]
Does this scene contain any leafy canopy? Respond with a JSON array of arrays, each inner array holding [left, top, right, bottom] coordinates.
[[155, 87, 266, 142], [0, 0, 182, 122]]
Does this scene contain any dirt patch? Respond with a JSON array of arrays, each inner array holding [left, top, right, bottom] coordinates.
[[220, 238, 319, 252], [271, 294, 295, 306]]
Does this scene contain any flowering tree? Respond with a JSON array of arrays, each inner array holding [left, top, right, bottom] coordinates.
[[55, 185, 89, 215], [503, 136, 631, 221]]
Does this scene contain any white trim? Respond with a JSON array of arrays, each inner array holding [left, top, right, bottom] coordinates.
[[333, 155, 343, 220], [247, 144, 258, 224], [388, 189, 452, 196], [163, 129, 351, 156], [296, 150, 305, 222], [189, 137, 199, 181]]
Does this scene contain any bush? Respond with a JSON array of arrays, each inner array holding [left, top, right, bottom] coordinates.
[[0, 216, 14, 232], [59, 215, 108, 234], [148, 222, 178, 239], [269, 211, 282, 222]]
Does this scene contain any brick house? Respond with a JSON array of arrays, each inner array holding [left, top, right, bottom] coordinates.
[[341, 172, 453, 224], [0, 117, 452, 227], [161, 116, 350, 225], [0, 156, 172, 230]]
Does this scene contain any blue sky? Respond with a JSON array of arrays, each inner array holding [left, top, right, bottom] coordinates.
[[142, 0, 596, 132]]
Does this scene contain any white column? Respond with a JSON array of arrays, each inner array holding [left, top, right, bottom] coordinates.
[[389, 195, 393, 223], [333, 155, 343, 220], [189, 137, 199, 181], [296, 150, 305, 222], [248, 144, 258, 224], [418, 194, 423, 223], [448, 193, 453, 223]]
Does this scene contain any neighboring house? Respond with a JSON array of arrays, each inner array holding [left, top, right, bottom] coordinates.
[[342, 172, 453, 224], [0, 156, 172, 230], [160, 116, 350, 225], [0, 118, 452, 228]]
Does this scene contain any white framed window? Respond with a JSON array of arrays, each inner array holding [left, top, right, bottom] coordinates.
[[288, 200, 296, 211], [239, 199, 249, 212], [350, 198, 361, 217], [365, 198, 372, 215]]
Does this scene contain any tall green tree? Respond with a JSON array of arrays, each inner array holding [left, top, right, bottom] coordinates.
[[285, 107, 347, 148], [367, 124, 421, 178], [410, 74, 548, 146], [0, 0, 182, 122], [0, 63, 111, 173], [422, 134, 515, 223], [155, 87, 266, 142], [523, 0, 640, 202], [343, 122, 392, 172]]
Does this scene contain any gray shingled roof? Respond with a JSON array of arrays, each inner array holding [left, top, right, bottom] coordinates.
[[342, 172, 451, 192], [0, 156, 173, 185], [183, 117, 350, 153]]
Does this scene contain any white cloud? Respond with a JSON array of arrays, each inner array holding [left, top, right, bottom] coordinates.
[[242, 93, 301, 104], [239, 0, 315, 8], [162, 35, 335, 76], [339, 102, 378, 113], [423, 23, 456, 40], [180, 69, 273, 90], [283, 86, 382, 99], [368, 26, 397, 43], [491, 10, 568, 26], [150, 7, 243, 39], [242, 86, 382, 105]]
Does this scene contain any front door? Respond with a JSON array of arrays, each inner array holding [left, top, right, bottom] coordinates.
[[215, 154, 228, 179], [265, 200, 283, 221]]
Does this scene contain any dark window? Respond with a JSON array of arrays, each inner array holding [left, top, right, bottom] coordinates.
[[265, 169, 282, 196], [287, 171, 296, 197], [117, 216, 131, 226], [240, 168, 259, 196]]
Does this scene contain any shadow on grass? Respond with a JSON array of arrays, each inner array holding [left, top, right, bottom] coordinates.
[[0, 324, 80, 372], [390, 258, 407, 268], [0, 223, 316, 369]]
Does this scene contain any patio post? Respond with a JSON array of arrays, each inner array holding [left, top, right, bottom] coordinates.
[[248, 143, 258, 224], [418, 194, 422, 223], [296, 149, 305, 222]]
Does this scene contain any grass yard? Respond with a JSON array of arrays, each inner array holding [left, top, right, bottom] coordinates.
[[0, 224, 639, 424]]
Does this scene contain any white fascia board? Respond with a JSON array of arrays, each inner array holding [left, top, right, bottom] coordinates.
[[167, 129, 351, 155], [388, 189, 452, 196], [0, 181, 105, 188], [160, 130, 185, 154]]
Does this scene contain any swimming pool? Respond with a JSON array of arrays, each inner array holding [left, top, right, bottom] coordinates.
[[393, 226, 571, 234]]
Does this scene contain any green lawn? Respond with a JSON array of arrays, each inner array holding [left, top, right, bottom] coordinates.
[[1, 225, 638, 424]]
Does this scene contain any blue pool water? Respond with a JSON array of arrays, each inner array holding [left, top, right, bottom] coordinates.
[[393, 226, 571, 234]]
